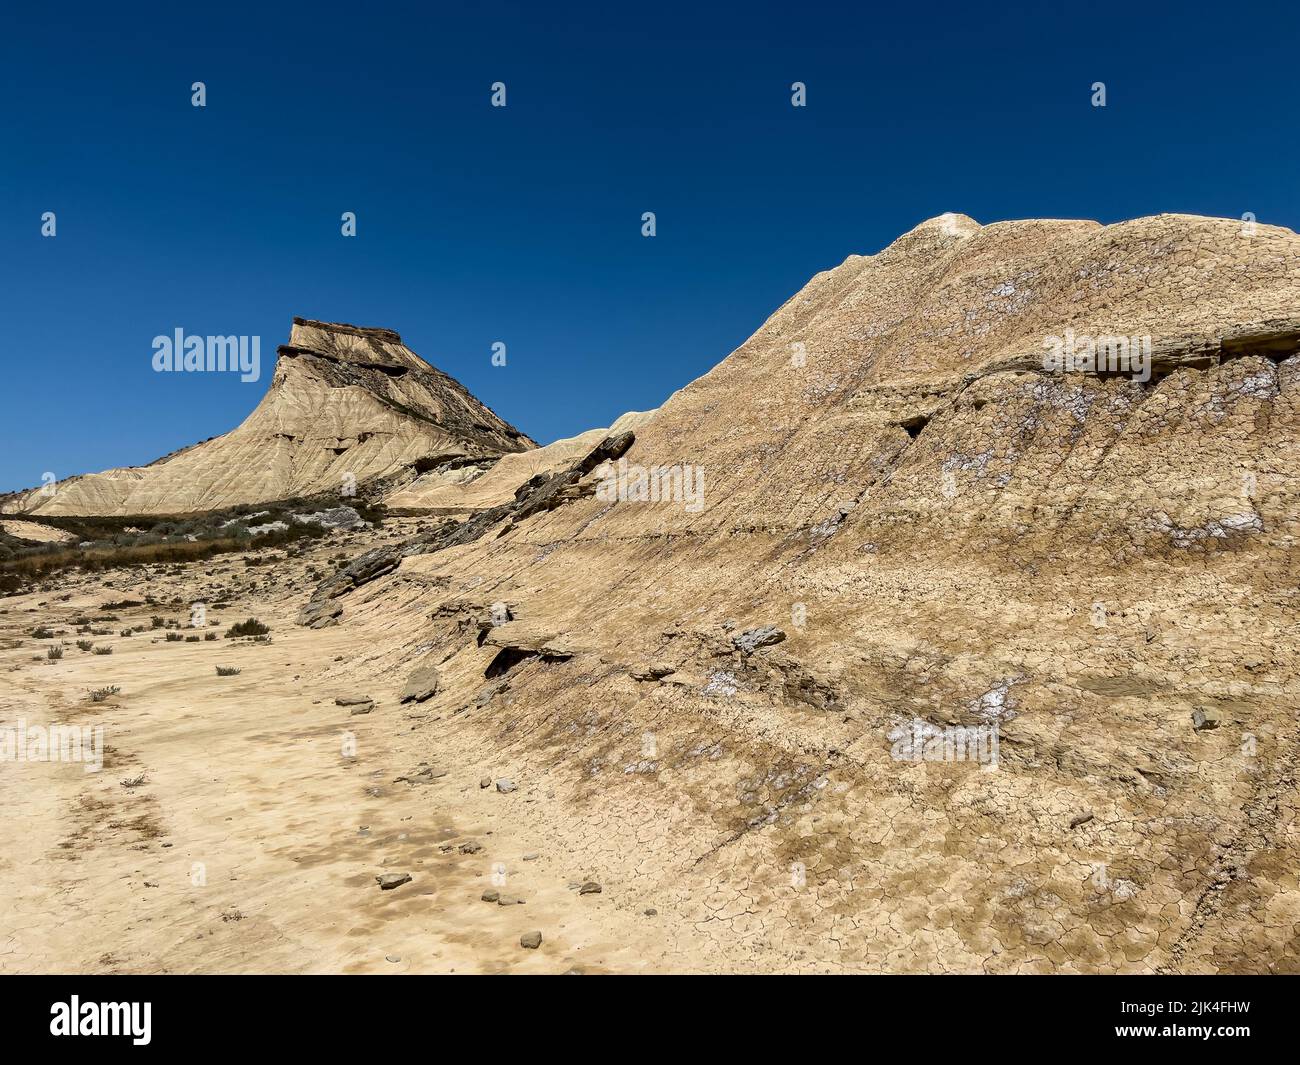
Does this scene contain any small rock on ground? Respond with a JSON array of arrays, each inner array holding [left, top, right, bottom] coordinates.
[[1192, 707, 1222, 730], [732, 625, 786, 654], [631, 663, 676, 681], [400, 661, 440, 704]]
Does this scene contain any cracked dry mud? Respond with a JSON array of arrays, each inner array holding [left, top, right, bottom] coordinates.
[[3, 212, 1299, 973]]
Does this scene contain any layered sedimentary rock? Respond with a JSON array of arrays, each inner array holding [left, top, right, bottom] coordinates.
[[5, 318, 533, 517], [384, 410, 654, 514], [322, 213, 1300, 973]]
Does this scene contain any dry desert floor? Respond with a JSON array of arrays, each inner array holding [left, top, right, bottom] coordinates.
[[0, 522, 678, 974]]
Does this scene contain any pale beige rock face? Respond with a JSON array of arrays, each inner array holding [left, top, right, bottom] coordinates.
[[4, 319, 533, 517], [327, 213, 1300, 972]]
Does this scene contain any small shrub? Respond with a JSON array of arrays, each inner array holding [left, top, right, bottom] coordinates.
[[31, 626, 54, 639], [165, 632, 183, 642], [46, 645, 64, 660], [226, 617, 270, 638], [89, 685, 120, 702], [76, 639, 94, 652], [92, 646, 113, 655], [215, 666, 241, 676], [185, 635, 200, 642]]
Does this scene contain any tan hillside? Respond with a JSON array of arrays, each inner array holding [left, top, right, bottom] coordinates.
[[3, 318, 534, 517], [312, 213, 1300, 972]]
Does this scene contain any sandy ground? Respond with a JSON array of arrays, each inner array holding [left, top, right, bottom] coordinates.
[[0, 529, 669, 974]]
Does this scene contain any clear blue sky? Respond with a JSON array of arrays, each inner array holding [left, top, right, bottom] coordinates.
[[3, 0, 1297, 493]]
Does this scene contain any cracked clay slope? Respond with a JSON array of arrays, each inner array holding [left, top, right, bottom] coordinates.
[[323, 213, 1300, 972]]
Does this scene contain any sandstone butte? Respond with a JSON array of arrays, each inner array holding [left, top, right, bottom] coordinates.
[[2, 317, 536, 517], [6, 212, 1300, 974]]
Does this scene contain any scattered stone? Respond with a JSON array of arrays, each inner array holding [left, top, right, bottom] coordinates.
[[400, 660, 440, 703], [520, 930, 542, 949], [1192, 707, 1222, 731], [479, 776, 492, 789], [1069, 812, 1094, 829], [732, 626, 786, 654], [495, 779, 516, 793], [522, 852, 539, 861], [643, 907, 658, 916], [578, 881, 603, 895], [336, 695, 373, 706], [497, 895, 525, 906], [631, 663, 676, 681], [394, 766, 447, 786], [481, 889, 500, 903], [459, 840, 483, 855], [376, 873, 411, 890]]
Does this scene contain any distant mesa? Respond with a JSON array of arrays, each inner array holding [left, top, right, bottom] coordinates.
[[3, 318, 534, 517]]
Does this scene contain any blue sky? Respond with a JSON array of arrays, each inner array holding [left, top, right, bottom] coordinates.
[[3, 0, 1298, 493]]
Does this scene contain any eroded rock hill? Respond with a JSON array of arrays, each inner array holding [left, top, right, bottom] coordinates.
[[5, 318, 534, 517], [318, 213, 1300, 972]]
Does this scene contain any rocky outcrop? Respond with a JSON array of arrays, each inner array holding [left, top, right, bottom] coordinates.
[[385, 410, 654, 513], [297, 429, 637, 627]]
